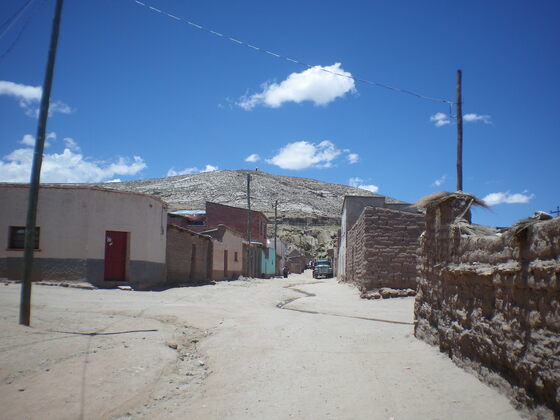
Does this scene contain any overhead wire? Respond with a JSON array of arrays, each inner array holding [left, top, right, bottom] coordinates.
[[131, 0, 454, 106], [0, 0, 36, 42], [0, 0, 46, 65]]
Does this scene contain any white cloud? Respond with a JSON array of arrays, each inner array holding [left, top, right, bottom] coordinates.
[[167, 164, 218, 177], [0, 80, 41, 102], [357, 184, 379, 193], [63, 137, 80, 152], [48, 101, 73, 115], [430, 112, 451, 127], [203, 164, 218, 172], [266, 140, 341, 170], [483, 191, 534, 206], [245, 153, 260, 163], [347, 153, 359, 164], [0, 80, 72, 117], [432, 174, 447, 187], [0, 137, 146, 183], [19, 134, 35, 147], [349, 177, 363, 187], [348, 177, 379, 193], [105, 179, 121, 183], [464, 113, 492, 124], [430, 112, 492, 127], [19, 132, 57, 148], [237, 63, 356, 110]]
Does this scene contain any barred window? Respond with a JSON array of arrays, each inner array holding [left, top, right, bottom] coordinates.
[[8, 226, 40, 250]]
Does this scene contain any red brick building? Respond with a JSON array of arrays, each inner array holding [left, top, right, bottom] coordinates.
[[169, 202, 269, 245]]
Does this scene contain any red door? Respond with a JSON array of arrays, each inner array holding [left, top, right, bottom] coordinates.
[[104, 231, 128, 281]]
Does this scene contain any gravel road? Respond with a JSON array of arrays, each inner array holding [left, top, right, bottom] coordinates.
[[0, 271, 522, 419]]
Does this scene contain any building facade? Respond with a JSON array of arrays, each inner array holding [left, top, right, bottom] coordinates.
[[201, 225, 244, 281], [166, 224, 212, 285], [176, 202, 269, 245], [0, 184, 167, 289], [345, 206, 424, 290], [337, 195, 419, 281]]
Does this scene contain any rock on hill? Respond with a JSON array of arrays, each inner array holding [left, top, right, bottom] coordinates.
[[96, 170, 405, 255]]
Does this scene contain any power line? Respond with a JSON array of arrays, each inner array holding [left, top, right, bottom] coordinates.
[[0, 0, 36, 41], [131, 0, 454, 105], [0, 0, 46, 65]]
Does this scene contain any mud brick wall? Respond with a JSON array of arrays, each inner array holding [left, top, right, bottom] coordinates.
[[345, 206, 424, 291], [415, 196, 560, 415], [166, 225, 212, 284]]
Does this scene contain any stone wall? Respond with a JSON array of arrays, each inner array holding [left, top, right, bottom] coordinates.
[[345, 206, 424, 291], [415, 194, 560, 416], [166, 225, 212, 285]]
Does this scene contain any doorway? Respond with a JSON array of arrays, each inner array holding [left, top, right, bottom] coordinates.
[[223, 250, 228, 279], [104, 231, 128, 281]]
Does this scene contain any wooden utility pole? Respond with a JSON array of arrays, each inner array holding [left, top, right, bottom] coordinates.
[[20, 0, 65, 326], [246, 173, 252, 243], [456, 69, 463, 192], [273, 200, 278, 254], [247, 174, 255, 276]]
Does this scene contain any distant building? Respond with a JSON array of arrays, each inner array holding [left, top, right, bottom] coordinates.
[[169, 201, 269, 245], [272, 238, 288, 276], [260, 245, 276, 277], [286, 250, 306, 274], [201, 224, 244, 281], [168, 210, 206, 230]]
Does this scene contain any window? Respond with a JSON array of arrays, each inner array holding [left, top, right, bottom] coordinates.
[[9, 226, 40, 250], [234, 251, 238, 262]]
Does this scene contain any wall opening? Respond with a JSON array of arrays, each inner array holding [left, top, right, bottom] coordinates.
[[104, 231, 128, 281]]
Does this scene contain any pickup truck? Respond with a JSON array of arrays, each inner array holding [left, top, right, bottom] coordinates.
[[313, 259, 333, 279]]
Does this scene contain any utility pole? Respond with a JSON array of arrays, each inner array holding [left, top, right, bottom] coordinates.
[[550, 206, 560, 217], [246, 173, 252, 276], [273, 200, 278, 254], [246, 173, 252, 243], [20, 0, 65, 326], [456, 69, 463, 192]]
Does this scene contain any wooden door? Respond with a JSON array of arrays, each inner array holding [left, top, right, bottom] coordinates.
[[189, 244, 196, 280], [104, 231, 127, 281], [223, 250, 228, 278]]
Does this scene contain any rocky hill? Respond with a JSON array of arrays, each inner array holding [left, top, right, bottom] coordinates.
[[96, 170, 405, 255]]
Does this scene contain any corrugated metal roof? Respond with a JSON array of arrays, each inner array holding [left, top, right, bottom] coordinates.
[[170, 209, 206, 215]]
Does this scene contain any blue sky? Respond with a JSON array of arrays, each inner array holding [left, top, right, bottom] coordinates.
[[1, 0, 559, 227]]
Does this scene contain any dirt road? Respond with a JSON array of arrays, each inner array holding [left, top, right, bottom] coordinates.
[[0, 271, 522, 419]]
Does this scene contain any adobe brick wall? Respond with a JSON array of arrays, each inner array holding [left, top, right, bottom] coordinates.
[[345, 206, 424, 291], [206, 202, 268, 244], [166, 225, 212, 284], [415, 195, 560, 416]]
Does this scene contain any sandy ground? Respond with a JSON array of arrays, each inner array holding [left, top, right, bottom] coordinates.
[[0, 271, 524, 420]]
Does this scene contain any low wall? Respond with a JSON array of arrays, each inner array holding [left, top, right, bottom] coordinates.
[[345, 206, 424, 291], [415, 194, 560, 416]]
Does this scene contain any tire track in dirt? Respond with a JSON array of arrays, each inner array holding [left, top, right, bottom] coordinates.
[[277, 282, 414, 326]]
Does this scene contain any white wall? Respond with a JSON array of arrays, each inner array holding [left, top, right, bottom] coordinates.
[[0, 185, 166, 264]]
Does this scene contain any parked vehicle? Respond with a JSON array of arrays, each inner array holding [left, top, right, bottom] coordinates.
[[313, 258, 333, 279]]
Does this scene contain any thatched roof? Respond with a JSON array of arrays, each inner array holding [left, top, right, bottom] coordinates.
[[510, 211, 553, 238], [414, 191, 488, 210]]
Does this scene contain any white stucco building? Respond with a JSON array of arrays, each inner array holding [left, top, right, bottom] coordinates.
[[0, 184, 168, 289]]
